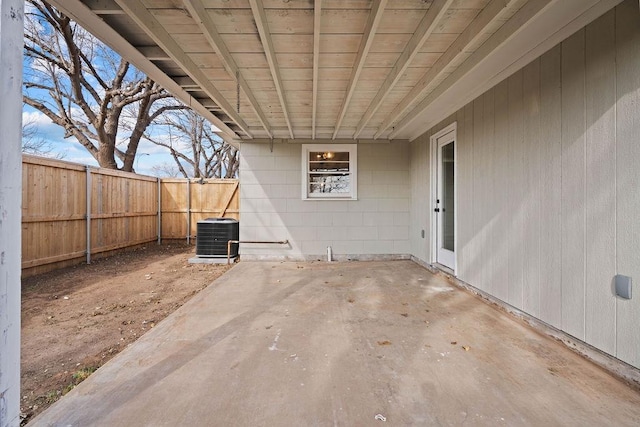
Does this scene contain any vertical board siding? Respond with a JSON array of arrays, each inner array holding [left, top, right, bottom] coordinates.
[[492, 80, 509, 301], [459, 103, 474, 282], [410, 132, 430, 261], [584, 10, 617, 355], [615, 0, 640, 367], [483, 90, 498, 299], [472, 96, 486, 292], [410, 0, 640, 368], [455, 107, 469, 278], [507, 70, 525, 309], [522, 59, 541, 318], [560, 30, 587, 341], [539, 45, 563, 328]]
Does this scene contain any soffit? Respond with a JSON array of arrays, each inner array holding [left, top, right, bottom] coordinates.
[[50, 0, 621, 144]]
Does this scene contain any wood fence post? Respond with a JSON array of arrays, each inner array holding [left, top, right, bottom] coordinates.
[[157, 177, 162, 245], [186, 179, 191, 244], [86, 165, 92, 264]]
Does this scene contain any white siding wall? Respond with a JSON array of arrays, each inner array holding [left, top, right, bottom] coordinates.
[[410, 1, 640, 368], [240, 142, 410, 260]]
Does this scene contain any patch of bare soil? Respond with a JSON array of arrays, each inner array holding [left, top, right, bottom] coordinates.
[[20, 243, 231, 424]]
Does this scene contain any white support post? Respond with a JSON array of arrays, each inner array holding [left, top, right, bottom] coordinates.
[[0, 1, 24, 426], [86, 165, 92, 264]]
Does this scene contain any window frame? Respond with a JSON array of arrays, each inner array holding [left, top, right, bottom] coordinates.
[[301, 144, 357, 200]]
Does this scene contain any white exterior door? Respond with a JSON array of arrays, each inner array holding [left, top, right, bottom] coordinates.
[[433, 125, 456, 270]]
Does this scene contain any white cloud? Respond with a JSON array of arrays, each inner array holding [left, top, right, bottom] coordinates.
[[22, 110, 53, 127], [137, 139, 174, 155]]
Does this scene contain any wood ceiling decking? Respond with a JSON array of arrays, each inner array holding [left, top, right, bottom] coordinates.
[[50, 0, 619, 144]]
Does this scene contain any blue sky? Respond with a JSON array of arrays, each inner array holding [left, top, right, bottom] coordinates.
[[22, 2, 186, 177], [23, 104, 181, 177]]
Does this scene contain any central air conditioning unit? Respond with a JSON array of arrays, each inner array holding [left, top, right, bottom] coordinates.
[[196, 218, 239, 258]]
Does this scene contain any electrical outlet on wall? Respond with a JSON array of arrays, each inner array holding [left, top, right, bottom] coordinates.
[[615, 275, 632, 299]]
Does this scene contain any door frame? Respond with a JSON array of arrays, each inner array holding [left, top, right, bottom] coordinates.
[[430, 122, 457, 273]]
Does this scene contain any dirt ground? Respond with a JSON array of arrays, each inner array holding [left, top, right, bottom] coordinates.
[[20, 243, 232, 424]]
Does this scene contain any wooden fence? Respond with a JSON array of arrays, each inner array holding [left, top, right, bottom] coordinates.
[[161, 179, 239, 242], [21, 155, 239, 277]]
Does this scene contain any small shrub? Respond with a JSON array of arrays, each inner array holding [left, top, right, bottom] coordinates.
[[72, 367, 97, 384]]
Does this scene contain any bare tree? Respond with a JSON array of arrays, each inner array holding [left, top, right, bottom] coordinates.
[[144, 109, 239, 179], [151, 162, 181, 178], [22, 118, 64, 159], [22, 0, 185, 172]]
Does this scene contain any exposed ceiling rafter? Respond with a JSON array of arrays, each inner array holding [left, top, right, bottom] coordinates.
[[174, 76, 199, 89], [83, 0, 123, 15], [182, 0, 272, 139], [375, 0, 517, 139], [137, 46, 170, 61], [353, 0, 455, 139], [249, 0, 295, 139], [46, 0, 240, 142], [51, 0, 615, 144], [312, 0, 322, 139], [389, 0, 556, 139], [114, 0, 254, 138], [332, 0, 387, 140]]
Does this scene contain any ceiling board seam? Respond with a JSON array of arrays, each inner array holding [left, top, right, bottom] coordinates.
[[353, 0, 455, 139], [46, 0, 239, 142], [249, 0, 295, 139], [182, 0, 272, 139], [114, 0, 254, 138], [375, 0, 517, 139], [312, 0, 322, 139], [390, 0, 556, 139], [332, 0, 387, 140]]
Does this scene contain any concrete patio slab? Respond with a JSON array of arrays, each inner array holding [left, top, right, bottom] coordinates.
[[30, 261, 640, 426]]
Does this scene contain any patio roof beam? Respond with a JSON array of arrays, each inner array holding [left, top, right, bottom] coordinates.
[[312, 0, 321, 139], [375, 0, 516, 139], [114, 0, 253, 139], [249, 0, 295, 139], [182, 0, 272, 139], [332, 0, 387, 140], [47, 0, 240, 142], [389, 0, 555, 139], [353, 0, 455, 139], [232, 138, 406, 145]]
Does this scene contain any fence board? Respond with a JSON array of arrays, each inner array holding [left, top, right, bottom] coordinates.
[[21, 155, 239, 277], [161, 179, 240, 240], [21, 156, 87, 275]]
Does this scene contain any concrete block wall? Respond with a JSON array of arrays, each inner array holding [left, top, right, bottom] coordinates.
[[239, 141, 410, 260]]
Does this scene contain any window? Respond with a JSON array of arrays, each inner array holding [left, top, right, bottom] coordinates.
[[302, 144, 357, 200]]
